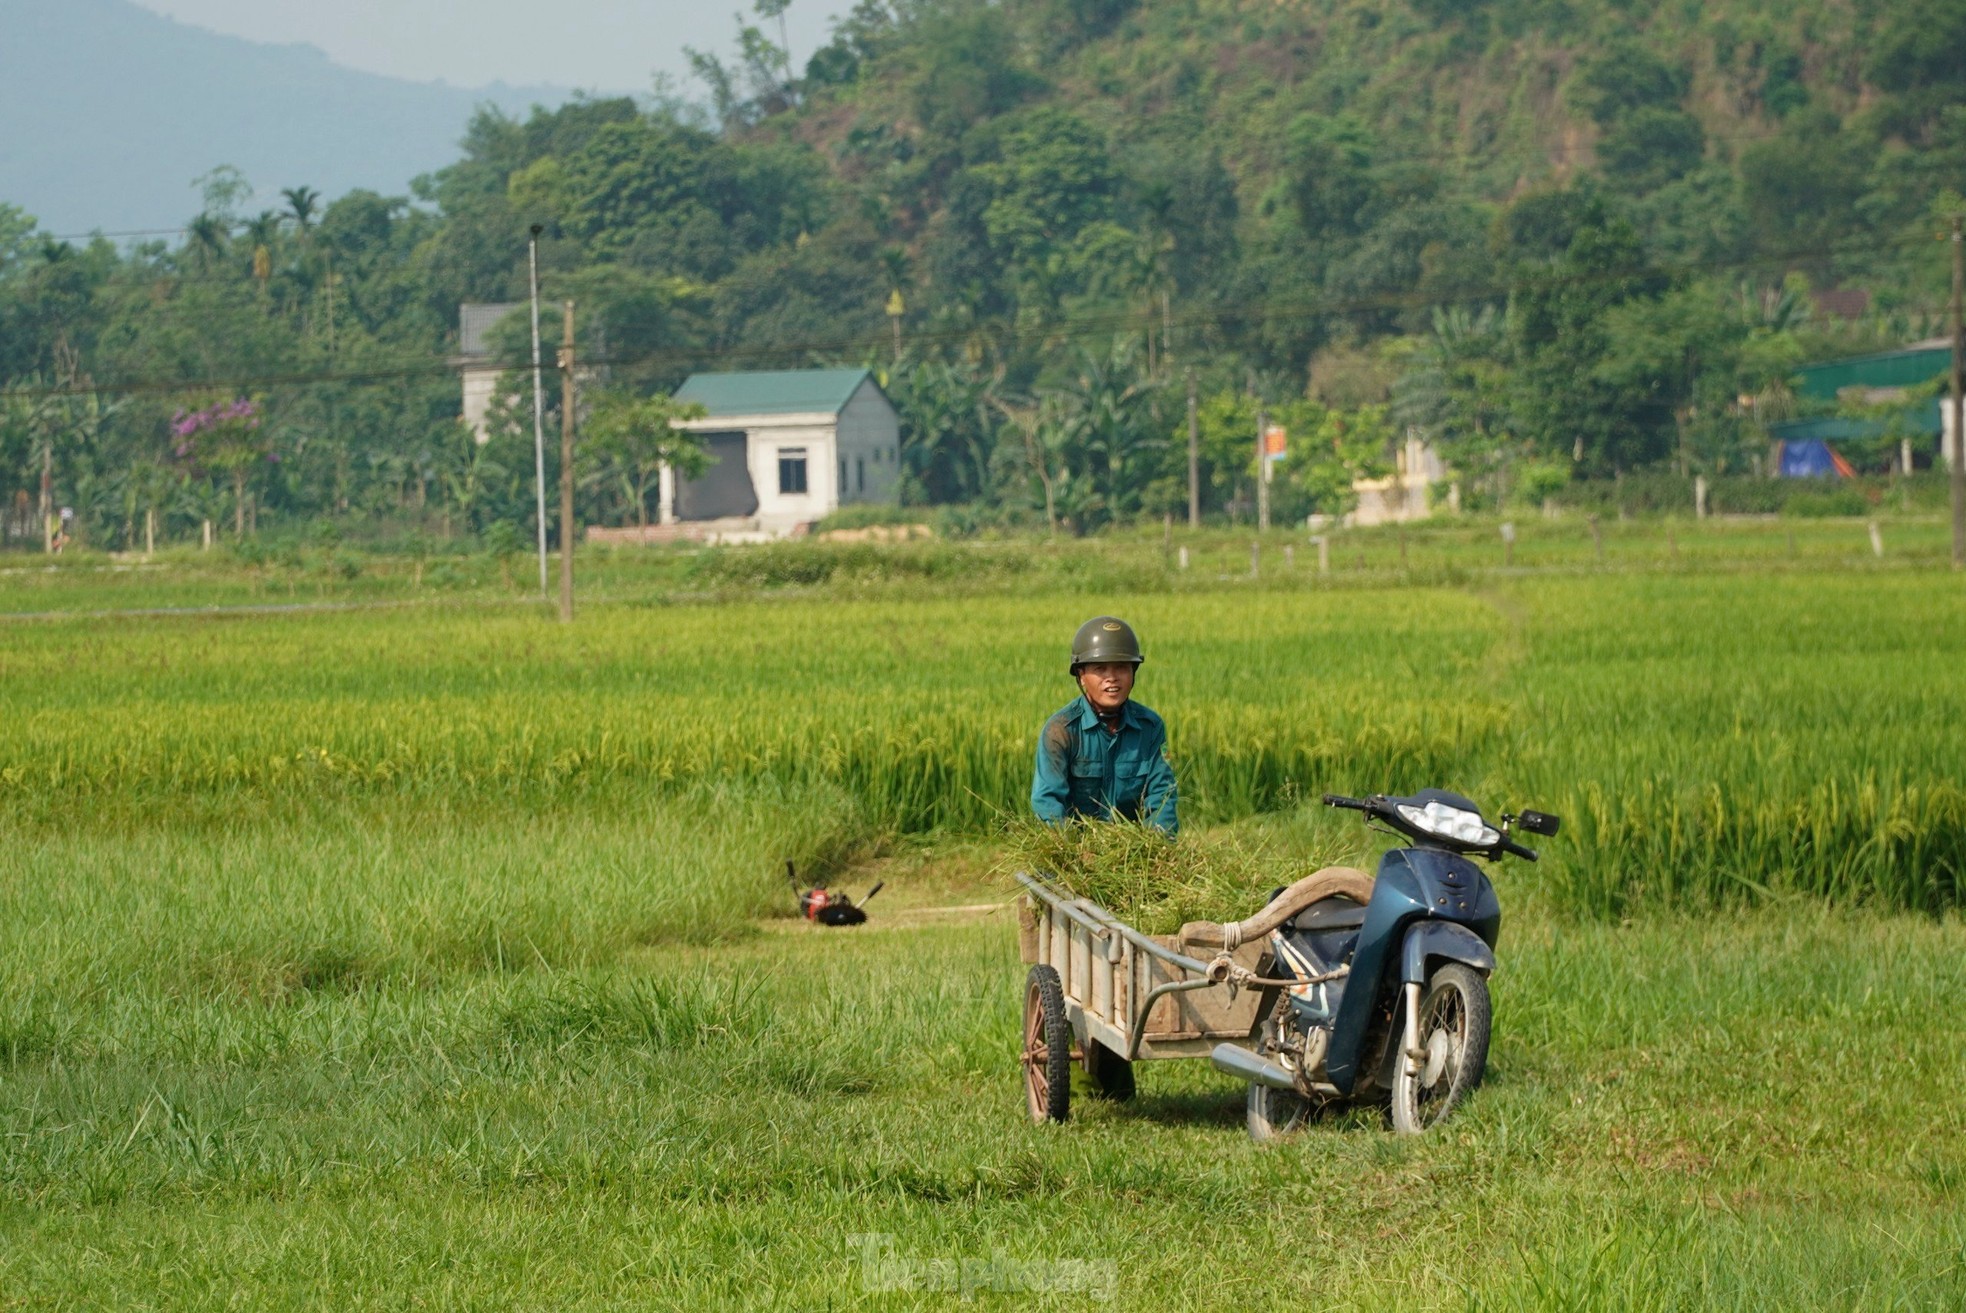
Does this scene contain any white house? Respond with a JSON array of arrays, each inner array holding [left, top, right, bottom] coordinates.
[[1350, 434, 1445, 526], [456, 302, 524, 443], [658, 368, 901, 540]]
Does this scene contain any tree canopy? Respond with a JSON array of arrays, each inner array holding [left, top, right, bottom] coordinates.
[[2, 0, 1958, 546]]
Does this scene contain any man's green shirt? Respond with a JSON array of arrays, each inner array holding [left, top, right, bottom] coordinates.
[[1030, 694, 1178, 835]]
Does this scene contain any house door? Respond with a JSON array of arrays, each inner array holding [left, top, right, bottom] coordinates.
[[674, 431, 758, 519]]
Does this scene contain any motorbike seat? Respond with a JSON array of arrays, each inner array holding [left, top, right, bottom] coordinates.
[[1291, 897, 1367, 933]]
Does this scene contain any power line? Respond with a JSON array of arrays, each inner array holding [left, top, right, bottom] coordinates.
[[37, 227, 198, 243]]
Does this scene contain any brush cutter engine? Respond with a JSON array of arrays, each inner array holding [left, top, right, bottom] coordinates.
[[788, 862, 883, 927]]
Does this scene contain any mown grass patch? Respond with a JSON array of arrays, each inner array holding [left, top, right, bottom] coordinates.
[[0, 824, 1959, 1307]]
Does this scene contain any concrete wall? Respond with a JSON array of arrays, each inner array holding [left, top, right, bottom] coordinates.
[[461, 367, 499, 443], [745, 421, 837, 534], [832, 377, 902, 505]]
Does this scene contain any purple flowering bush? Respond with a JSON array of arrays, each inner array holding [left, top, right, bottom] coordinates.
[[170, 397, 272, 533]]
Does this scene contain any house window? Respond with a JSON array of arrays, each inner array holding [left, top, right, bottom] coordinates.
[[777, 448, 808, 495], [839, 459, 848, 497], [856, 457, 865, 492]]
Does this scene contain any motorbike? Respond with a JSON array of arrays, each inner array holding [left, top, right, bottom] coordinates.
[[1205, 788, 1559, 1138]]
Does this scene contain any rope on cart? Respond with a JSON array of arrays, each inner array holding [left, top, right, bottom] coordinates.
[[1204, 953, 1349, 991]]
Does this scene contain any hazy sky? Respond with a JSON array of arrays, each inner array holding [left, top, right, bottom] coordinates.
[[130, 0, 861, 94]]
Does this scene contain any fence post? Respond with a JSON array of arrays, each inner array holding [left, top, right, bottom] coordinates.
[[1695, 475, 1708, 520], [1868, 520, 1884, 558], [1313, 535, 1329, 574], [1500, 521, 1515, 568]]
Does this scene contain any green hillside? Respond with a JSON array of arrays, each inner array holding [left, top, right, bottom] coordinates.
[[5, 0, 1966, 541]]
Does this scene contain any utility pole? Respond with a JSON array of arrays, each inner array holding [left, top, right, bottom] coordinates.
[[528, 225, 550, 597], [1952, 217, 1965, 571], [1186, 368, 1200, 528], [39, 443, 52, 554], [1255, 402, 1271, 533], [558, 299, 576, 623]]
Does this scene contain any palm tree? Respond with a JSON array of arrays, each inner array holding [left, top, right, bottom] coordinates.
[[245, 211, 280, 296], [281, 186, 320, 232], [186, 213, 229, 271]]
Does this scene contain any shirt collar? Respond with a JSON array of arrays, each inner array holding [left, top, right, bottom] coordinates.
[[1075, 693, 1139, 731]]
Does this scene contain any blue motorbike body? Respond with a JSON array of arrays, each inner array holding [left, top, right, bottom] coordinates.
[[1272, 845, 1502, 1096]]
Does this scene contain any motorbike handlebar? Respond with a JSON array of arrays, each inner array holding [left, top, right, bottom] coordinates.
[[1326, 790, 1542, 862]]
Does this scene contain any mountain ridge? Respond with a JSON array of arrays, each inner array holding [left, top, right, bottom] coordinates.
[[0, 0, 574, 234]]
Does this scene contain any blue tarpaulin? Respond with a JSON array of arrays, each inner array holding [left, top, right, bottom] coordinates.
[[1776, 439, 1857, 479]]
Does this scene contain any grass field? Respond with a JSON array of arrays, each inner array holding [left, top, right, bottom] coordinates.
[[2, 523, 1963, 1307]]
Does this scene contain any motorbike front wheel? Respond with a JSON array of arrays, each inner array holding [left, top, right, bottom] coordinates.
[[1390, 963, 1490, 1135]]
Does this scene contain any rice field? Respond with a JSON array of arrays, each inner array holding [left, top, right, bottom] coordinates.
[[2, 527, 1963, 1307], [5, 548, 1961, 911]]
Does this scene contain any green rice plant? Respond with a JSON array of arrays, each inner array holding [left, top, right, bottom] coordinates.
[[4, 549, 1964, 914]]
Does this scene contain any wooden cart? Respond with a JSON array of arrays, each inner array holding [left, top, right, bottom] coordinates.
[[1015, 870, 1278, 1121]]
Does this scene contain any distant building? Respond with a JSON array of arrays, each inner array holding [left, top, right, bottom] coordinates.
[[653, 368, 901, 541], [1771, 339, 1948, 474], [1350, 435, 1444, 526], [455, 303, 524, 443]]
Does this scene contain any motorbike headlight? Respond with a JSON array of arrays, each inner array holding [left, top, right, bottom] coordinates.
[[1398, 800, 1500, 847]]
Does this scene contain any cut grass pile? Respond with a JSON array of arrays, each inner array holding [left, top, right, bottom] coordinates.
[[997, 814, 1355, 932]]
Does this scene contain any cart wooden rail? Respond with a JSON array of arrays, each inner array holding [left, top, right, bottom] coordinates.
[[1016, 870, 1278, 1121]]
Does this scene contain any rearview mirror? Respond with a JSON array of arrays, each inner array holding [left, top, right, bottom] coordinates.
[[1515, 810, 1561, 837]]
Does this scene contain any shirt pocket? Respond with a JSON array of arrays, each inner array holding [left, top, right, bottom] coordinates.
[[1113, 760, 1150, 804], [1067, 756, 1108, 809]]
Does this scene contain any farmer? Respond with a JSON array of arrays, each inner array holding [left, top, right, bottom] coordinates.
[[1031, 616, 1178, 836]]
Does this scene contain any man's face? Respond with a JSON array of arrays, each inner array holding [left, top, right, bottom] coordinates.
[[1077, 662, 1135, 714]]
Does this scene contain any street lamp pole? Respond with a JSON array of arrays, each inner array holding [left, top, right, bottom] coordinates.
[[528, 224, 549, 596]]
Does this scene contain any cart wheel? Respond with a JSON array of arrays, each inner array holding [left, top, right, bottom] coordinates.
[[1086, 1039, 1135, 1102], [1023, 964, 1072, 1123]]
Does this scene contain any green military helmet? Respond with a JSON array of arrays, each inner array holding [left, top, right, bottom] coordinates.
[[1070, 616, 1144, 674]]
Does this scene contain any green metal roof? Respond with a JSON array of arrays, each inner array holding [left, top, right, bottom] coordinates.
[[673, 368, 874, 417], [1768, 407, 1941, 442], [1793, 345, 1949, 401]]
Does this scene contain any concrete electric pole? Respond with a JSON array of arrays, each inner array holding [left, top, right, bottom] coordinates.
[[1186, 368, 1200, 528], [558, 300, 576, 623], [528, 225, 549, 597], [1951, 217, 1964, 570]]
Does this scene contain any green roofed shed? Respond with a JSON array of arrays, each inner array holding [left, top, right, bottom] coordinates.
[[1793, 343, 1949, 402], [657, 366, 901, 538], [674, 368, 876, 417]]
